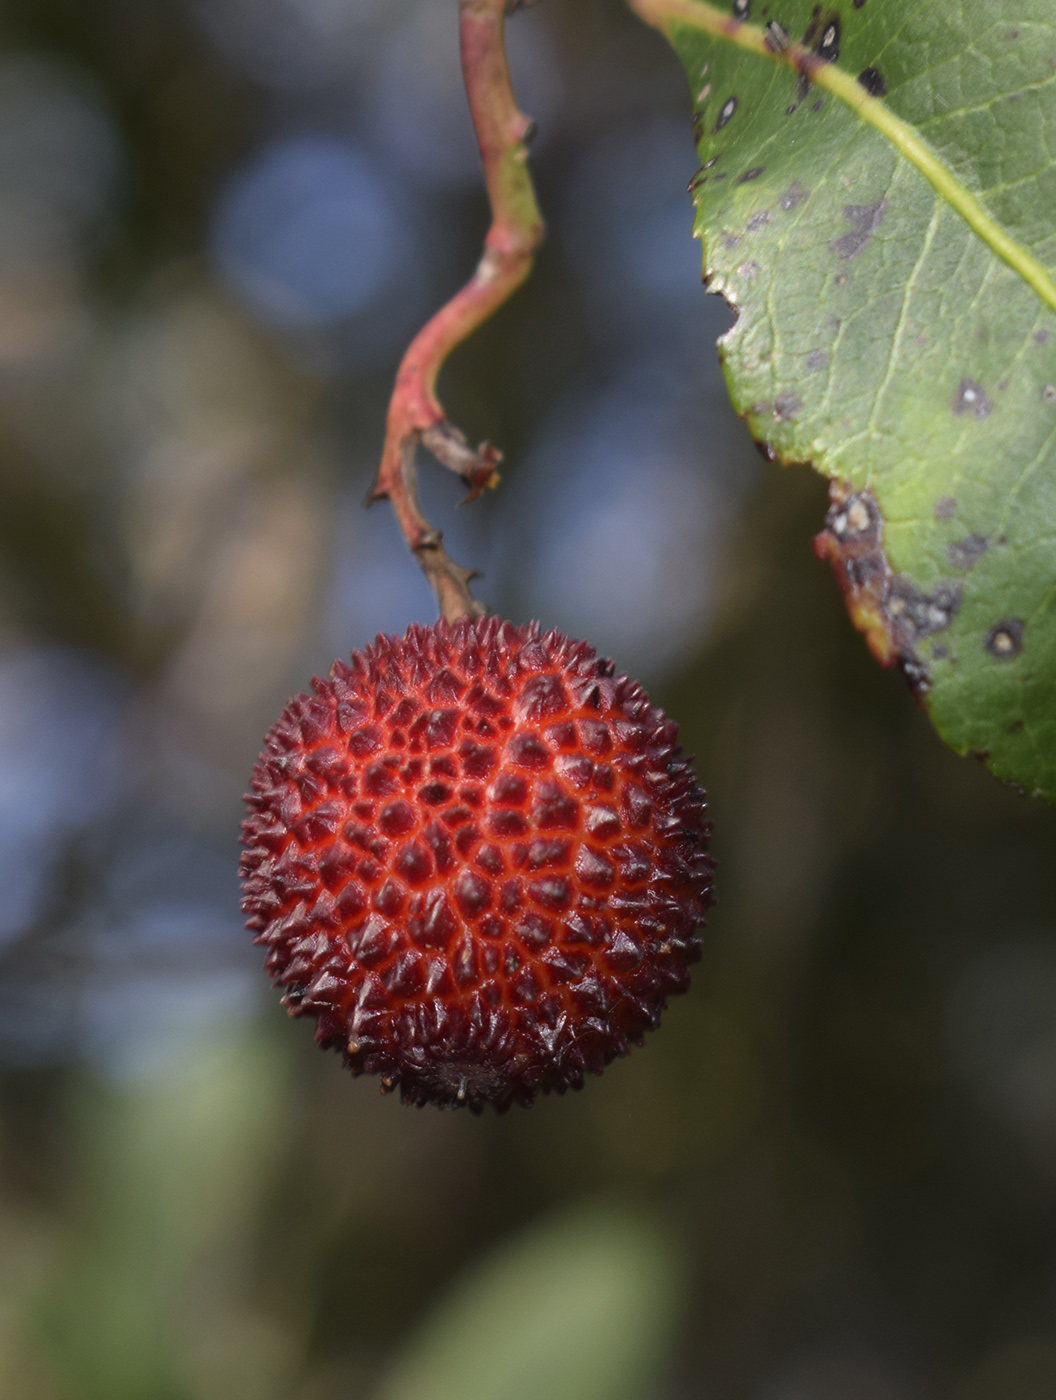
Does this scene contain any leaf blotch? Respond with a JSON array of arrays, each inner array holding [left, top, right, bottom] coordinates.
[[947, 534, 990, 571], [779, 181, 809, 211], [738, 166, 766, 183], [814, 485, 962, 697], [803, 9, 841, 62], [887, 579, 962, 647], [985, 620, 1024, 660], [858, 67, 887, 97], [1034, 328, 1051, 345], [829, 201, 886, 260], [713, 96, 738, 133], [816, 16, 841, 62], [934, 496, 958, 521], [805, 349, 828, 372], [787, 73, 812, 114], [774, 392, 802, 420], [953, 378, 993, 419]]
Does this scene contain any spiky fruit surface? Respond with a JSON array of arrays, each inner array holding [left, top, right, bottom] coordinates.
[[240, 618, 713, 1110]]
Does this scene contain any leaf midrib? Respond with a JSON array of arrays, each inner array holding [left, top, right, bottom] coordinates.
[[628, 0, 1056, 315]]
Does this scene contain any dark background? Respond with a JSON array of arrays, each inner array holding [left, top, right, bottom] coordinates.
[[0, 1, 1053, 1397]]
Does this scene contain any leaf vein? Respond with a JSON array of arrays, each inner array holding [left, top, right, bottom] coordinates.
[[629, 0, 1056, 314]]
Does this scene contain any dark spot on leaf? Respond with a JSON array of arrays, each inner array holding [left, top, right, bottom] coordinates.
[[774, 392, 802, 420], [765, 21, 789, 51], [899, 656, 932, 695], [828, 492, 881, 544], [853, 0, 866, 6], [703, 156, 719, 169], [813, 483, 962, 699], [1008, 718, 1025, 733], [1044, 384, 1056, 403], [934, 496, 957, 521], [738, 166, 766, 183], [816, 14, 840, 61], [713, 171, 728, 180], [931, 644, 948, 660], [812, 98, 826, 111], [829, 200, 886, 260], [805, 349, 828, 372], [779, 181, 809, 211], [858, 67, 887, 97], [787, 72, 812, 114], [737, 261, 761, 280], [713, 96, 738, 133], [733, 0, 750, 16], [746, 209, 772, 230], [722, 231, 742, 249], [947, 534, 990, 571], [985, 619, 1024, 660], [1034, 328, 1051, 344], [953, 378, 993, 419], [887, 578, 962, 644], [688, 169, 708, 193], [835, 273, 848, 285]]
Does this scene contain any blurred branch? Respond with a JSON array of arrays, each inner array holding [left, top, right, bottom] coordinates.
[[369, 0, 545, 623]]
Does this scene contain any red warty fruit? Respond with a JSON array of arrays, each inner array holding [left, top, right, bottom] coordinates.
[[240, 617, 714, 1110]]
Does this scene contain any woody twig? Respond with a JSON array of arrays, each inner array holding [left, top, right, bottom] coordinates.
[[368, 0, 545, 623]]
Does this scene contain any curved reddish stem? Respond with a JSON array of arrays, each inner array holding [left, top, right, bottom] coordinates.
[[369, 0, 545, 623]]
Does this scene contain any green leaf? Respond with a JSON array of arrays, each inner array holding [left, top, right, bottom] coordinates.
[[659, 0, 1056, 801], [372, 1203, 679, 1400]]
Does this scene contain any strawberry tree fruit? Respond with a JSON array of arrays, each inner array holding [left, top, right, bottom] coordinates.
[[240, 618, 714, 1109]]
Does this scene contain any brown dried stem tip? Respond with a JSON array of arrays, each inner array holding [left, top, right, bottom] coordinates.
[[368, 0, 545, 624]]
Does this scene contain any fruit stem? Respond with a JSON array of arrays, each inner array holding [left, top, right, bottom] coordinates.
[[368, 0, 546, 623]]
